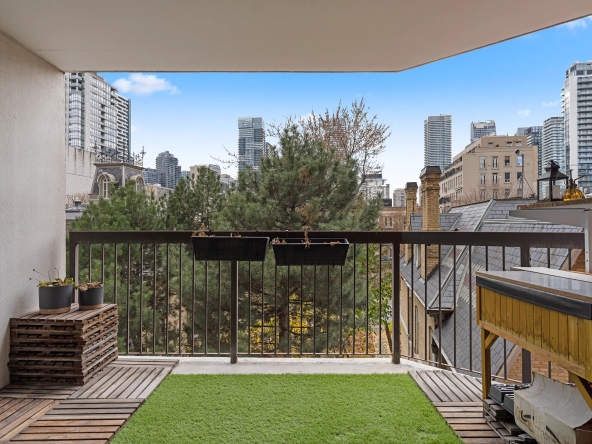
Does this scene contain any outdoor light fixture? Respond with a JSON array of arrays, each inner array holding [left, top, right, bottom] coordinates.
[[537, 160, 568, 202]]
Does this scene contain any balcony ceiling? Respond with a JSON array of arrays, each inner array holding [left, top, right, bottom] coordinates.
[[0, 0, 591, 72]]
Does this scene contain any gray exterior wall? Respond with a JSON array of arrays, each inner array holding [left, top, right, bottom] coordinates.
[[0, 31, 66, 387]]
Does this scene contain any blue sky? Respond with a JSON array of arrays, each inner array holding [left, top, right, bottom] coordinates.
[[100, 16, 592, 189]]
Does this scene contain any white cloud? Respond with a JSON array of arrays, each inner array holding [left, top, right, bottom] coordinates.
[[517, 109, 531, 117], [542, 100, 561, 107], [131, 125, 139, 133], [113, 73, 180, 96], [563, 16, 592, 29]]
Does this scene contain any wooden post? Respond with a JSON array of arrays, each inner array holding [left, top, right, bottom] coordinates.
[[230, 260, 238, 364], [481, 329, 498, 399], [520, 244, 532, 383], [69, 241, 79, 304]]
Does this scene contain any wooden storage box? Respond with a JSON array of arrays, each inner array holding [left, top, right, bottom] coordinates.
[[9, 304, 119, 385]]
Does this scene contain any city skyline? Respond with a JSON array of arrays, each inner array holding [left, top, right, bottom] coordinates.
[[98, 17, 592, 187]]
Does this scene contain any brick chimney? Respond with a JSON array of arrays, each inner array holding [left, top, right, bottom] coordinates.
[[420, 166, 441, 279], [404, 182, 418, 263]]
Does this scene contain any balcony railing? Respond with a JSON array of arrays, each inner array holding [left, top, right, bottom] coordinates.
[[69, 230, 584, 381]]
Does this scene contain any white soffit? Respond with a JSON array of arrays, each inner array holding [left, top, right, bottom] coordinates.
[[0, 0, 591, 72]]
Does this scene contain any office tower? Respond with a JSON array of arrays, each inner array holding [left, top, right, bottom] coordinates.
[[155, 151, 181, 189], [238, 117, 266, 172], [143, 168, 160, 185], [523, 126, 543, 175], [393, 188, 406, 207], [563, 61, 592, 189], [470, 120, 496, 142], [515, 127, 528, 136], [424, 115, 452, 170], [66, 72, 131, 161], [542, 117, 565, 174]]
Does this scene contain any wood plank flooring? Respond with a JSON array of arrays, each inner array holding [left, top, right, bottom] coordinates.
[[0, 358, 177, 443], [412, 370, 505, 444]]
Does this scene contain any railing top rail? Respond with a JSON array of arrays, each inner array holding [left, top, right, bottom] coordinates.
[[69, 230, 585, 249]]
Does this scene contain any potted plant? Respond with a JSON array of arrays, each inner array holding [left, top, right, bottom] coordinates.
[[191, 224, 269, 262], [271, 232, 350, 266], [77, 277, 104, 310], [31, 269, 75, 315]]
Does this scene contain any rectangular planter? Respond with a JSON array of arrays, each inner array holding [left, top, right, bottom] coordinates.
[[272, 238, 349, 266], [191, 236, 269, 262]]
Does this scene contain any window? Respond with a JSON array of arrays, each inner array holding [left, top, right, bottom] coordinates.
[[506, 141, 513, 146], [480, 190, 487, 200], [479, 156, 486, 169], [505, 188, 511, 197], [504, 156, 511, 166], [493, 190, 498, 199], [99, 176, 110, 198], [517, 172, 522, 180], [516, 141, 522, 146], [516, 156, 523, 167], [492, 173, 498, 184], [480, 173, 486, 185], [504, 172, 511, 183], [492, 157, 498, 169], [488, 142, 493, 147]]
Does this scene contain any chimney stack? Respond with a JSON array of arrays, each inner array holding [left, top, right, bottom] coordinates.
[[420, 166, 441, 279], [404, 182, 418, 263]]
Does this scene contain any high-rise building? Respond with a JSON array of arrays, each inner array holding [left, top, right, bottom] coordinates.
[[66, 72, 131, 161], [523, 126, 543, 175], [563, 61, 592, 190], [190, 164, 222, 177], [220, 174, 236, 192], [155, 151, 181, 189], [238, 117, 266, 172], [143, 167, 160, 185], [424, 115, 452, 171], [470, 120, 496, 142], [361, 171, 390, 201], [542, 117, 565, 174], [180, 170, 191, 181], [393, 188, 406, 207], [515, 128, 529, 136]]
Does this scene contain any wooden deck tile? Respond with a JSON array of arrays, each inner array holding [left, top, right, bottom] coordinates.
[[411, 370, 504, 444]]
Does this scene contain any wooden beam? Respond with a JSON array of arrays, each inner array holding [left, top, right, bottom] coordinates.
[[569, 372, 592, 411], [481, 329, 494, 400], [484, 331, 499, 350]]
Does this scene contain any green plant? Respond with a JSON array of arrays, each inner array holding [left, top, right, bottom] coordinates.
[[30, 269, 76, 287], [77, 275, 104, 292]]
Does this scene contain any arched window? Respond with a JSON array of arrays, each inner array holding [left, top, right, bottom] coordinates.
[[99, 175, 110, 198], [132, 176, 144, 192]]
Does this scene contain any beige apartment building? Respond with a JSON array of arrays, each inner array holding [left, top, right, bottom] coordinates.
[[440, 135, 538, 207]]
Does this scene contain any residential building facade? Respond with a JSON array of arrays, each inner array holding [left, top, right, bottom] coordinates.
[[143, 167, 160, 185], [190, 164, 222, 177], [424, 114, 452, 171], [238, 117, 266, 172], [524, 126, 542, 175], [360, 171, 390, 200], [470, 120, 496, 142], [541, 117, 565, 174], [155, 151, 181, 189], [440, 135, 538, 205], [563, 61, 592, 190], [393, 188, 406, 207]]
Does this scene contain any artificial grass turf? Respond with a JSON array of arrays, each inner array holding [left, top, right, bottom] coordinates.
[[112, 373, 461, 444]]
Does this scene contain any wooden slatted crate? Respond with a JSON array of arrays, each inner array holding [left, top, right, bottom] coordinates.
[[9, 304, 119, 385]]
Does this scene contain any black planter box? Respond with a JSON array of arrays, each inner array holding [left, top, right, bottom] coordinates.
[[78, 286, 104, 310], [191, 236, 269, 262], [272, 238, 349, 266], [38, 284, 72, 314]]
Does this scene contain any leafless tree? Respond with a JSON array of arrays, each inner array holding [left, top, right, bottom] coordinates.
[[268, 98, 391, 187]]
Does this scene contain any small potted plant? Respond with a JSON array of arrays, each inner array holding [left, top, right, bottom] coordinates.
[[77, 277, 104, 310], [271, 232, 350, 266], [191, 224, 269, 262], [31, 269, 75, 315]]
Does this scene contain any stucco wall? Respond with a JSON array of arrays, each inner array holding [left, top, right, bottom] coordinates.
[[66, 146, 96, 200], [0, 31, 65, 387]]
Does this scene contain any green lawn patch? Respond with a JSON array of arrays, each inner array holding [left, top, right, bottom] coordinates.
[[112, 373, 461, 444]]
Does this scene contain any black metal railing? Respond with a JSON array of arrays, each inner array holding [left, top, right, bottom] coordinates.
[[69, 230, 584, 381]]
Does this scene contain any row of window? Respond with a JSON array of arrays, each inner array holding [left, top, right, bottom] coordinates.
[[479, 155, 522, 169], [479, 172, 522, 185]]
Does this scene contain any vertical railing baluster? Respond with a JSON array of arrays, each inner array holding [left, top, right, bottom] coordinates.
[[438, 244, 442, 367], [547, 247, 551, 268], [568, 248, 572, 270], [166, 244, 170, 354], [101, 244, 105, 287], [502, 245, 507, 380], [424, 244, 428, 363], [485, 246, 489, 271], [230, 260, 238, 364], [469, 246, 472, 372], [191, 252, 195, 355], [218, 261, 221, 354], [378, 244, 382, 354], [521, 244, 532, 384], [339, 263, 343, 355], [69, 240, 79, 305], [114, 244, 118, 305], [502, 246, 506, 271], [88, 242, 92, 282], [300, 265, 303, 355], [353, 244, 356, 354], [140, 244, 143, 355], [126, 243, 131, 354], [453, 245, 456, 369], [326, 265, 329, 354], [248, 261, 251, 355], [392, 240, 400, 364], [261, 262, 264, 355], [366, 244, 369, 355], [410, 244, 414, 359], [204, 260, 208, 355], [313, 266, 316, 355], [153, 244, 157, 354], [274, 265, 277, 354], [287, 265, 290, 356], [179, 244, 182, 355]]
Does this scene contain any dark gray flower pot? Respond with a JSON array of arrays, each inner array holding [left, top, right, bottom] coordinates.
[[78, 287, 104, 310], [38, 284, 72, 315]]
